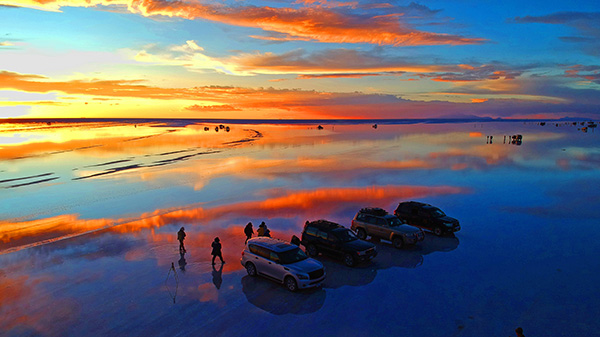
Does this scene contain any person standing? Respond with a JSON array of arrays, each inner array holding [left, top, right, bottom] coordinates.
[[177, 227, 186, 253], [515, 327, 525, 337], [244, 222, 254, 244], [257, 222, 270, 237], [211, 237, 225, 265]]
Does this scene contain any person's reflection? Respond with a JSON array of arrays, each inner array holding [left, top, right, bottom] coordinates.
[[212, 263, 223, 290], [178, 252, 187, 273]]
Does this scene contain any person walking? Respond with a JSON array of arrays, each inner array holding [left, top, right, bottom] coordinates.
[[244, 222, 254, 244], [211, 237, 225, 265], [177, 227, 186, 253]]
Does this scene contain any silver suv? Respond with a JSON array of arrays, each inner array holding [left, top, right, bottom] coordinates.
[[351, 207, 424, 249], [241, 237, 326, 292]]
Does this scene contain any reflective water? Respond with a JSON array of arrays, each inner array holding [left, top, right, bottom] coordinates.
[[1, 120, 599, 336]]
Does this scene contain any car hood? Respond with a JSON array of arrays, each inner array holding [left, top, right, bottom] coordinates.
[[286, 258, 323, 273], [344, 239, 375, 251], [391, 225, 422, 234], [439, 216, 459, 225]]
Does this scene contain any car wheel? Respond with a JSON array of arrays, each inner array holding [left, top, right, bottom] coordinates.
[[284, 276, 298, 292], [433, 227, 443, 236], [392, 236, 404, 249], [356, 228, 367, 240], [245, 262, 257, 276], [306, 244, 318, 257], [343, 253, 355, 267]]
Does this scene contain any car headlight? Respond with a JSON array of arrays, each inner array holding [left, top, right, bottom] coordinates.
[[296, 273, 309, 280]]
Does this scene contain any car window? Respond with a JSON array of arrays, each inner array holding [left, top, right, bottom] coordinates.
[[317, 230, 328, 240], [252, 246, 270, 259], [278, 247, 308, 264], [388, 217, 403, 226], [356, 213, 366, 221], [269, 251, 280, 263], [430, 208, 446, 217], [411, 207, 418, 215], [333, 229, 358, 242], [305, 226, 318, 236], [364, 215, 376, 224], [376, 218, 387, 226]]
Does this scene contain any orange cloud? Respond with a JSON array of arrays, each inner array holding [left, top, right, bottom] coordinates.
[[471, 98, 488, 103], [3, 0, 485, 46]]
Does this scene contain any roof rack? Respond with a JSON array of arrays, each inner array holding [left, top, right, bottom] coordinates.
[[359, 207, 388, 216], [307, 219, 342, 230]]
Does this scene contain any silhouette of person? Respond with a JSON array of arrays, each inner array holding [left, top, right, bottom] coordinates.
[[177, 227, 186, 253], [212, 263, 223, 290], [244, 222, 254, 244], [257, 222, 271, 237], [178, 252, 187, 272], [211, 237, 225, 265], [515, 327, 525, 337]]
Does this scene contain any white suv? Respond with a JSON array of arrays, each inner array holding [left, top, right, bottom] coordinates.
[[241, 237, 326, 291]]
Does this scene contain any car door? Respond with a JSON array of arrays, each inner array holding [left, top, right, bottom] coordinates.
[[362, 215, 377, 236], [264, 251, 286, 282], [373, 217, 389, 238]]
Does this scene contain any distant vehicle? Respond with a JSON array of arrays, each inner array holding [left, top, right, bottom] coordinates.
[[301, 220, 377, 267], [351, 207, 424, 248], [241, 237, 325, 292], [394, 201, 460, 236]]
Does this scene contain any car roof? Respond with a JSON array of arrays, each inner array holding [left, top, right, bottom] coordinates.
[[306, 219, 343, 231], [247, 237, 297, 253], [358, 207, 388, 216], [400, 201, 430, 207]]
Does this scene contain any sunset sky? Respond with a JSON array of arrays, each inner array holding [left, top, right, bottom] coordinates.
[[1, 0, 599, 119]]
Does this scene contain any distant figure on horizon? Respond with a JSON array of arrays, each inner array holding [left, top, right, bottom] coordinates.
[[211, 237, 225, 265], [257, 222, 271, 237], [177, 227, 186, 253], [515, 327, 525, 337], [244, 222, 254, 244]]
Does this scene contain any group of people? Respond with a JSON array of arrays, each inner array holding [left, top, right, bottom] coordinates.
[[244, 221, 270, 243], [176, 221, 273, 266]]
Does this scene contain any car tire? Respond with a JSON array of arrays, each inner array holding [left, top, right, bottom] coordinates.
[[284, 276, 298, 292], [356, 228, 367, 240], [433, 227, 443, 236], [343, 253, 355, 267], [245, 262, 257, 276], [392, 236, 404, 249], [306, 244, 318, 257]]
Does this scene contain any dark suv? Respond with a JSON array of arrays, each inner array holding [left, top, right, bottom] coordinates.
[[301, 220, 377, 267], [351, 207, 424, 248], [394, 201, 460, 236]]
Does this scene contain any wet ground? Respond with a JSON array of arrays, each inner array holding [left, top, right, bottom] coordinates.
[[1, 120, 599, 336]]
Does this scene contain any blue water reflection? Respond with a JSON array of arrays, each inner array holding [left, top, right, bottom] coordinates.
[[1, 120, 599, 336]]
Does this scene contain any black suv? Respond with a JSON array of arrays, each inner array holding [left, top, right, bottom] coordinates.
[[301, 220, 377, 267], [351, 207, 424, 248], [394, 201, 460, 236]]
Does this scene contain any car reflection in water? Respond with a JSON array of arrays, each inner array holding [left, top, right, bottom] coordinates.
[[241, 275, 326, 315], [319, 233, 459, 289]]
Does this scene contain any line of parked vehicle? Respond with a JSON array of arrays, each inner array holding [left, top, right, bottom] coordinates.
[[240, 201, 460, 292]]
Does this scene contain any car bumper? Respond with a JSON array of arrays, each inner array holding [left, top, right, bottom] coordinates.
[[298, 275, 326, 289], [357, 251, 377, 263]]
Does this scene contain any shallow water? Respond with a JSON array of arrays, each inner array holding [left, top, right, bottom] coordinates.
[[1, 120, 599, 336]]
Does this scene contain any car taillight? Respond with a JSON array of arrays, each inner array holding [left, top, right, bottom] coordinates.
[[241, 251, 245, 256]]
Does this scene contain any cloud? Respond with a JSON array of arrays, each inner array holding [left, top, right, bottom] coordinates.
[[514, 11, 600, 56], [2, 0, 486, 46], [134, 43, 458, 76], [564, 64, 600, 84]]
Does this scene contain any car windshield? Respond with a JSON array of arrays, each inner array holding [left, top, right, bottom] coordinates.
[[388, 217, 404, 226], [429, 208, 446, 217], [278, 247, 308, 264], [334, 229, 358, 242]]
